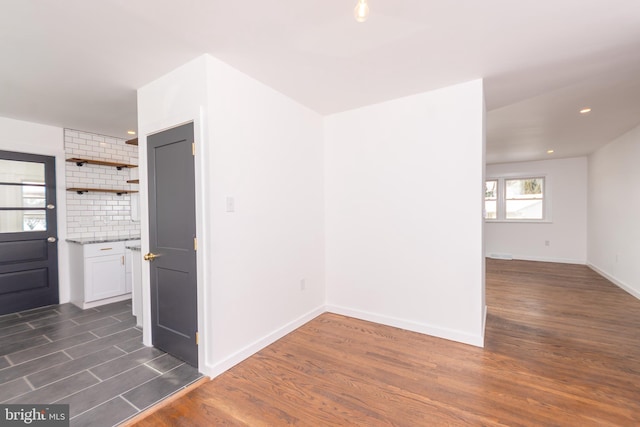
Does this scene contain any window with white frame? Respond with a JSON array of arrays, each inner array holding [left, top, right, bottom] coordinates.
[[485, 177, 546, 221], [484, 180, 497, 219]]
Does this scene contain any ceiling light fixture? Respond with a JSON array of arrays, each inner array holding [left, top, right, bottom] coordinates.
[[579, 108, 592, 114], [547, 150, 554, 154], [127, 130, 136, 135], [354, 0, 370, 23]]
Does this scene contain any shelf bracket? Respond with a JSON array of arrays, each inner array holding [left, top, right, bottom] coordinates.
[[76, 190, 87, 195], [75, 161, 87, 167]]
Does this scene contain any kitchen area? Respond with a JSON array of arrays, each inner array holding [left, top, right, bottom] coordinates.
[[0, 123, 202, 424], [64, 129, 143, 326]]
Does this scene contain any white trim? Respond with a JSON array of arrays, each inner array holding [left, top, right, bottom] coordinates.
[[481, 304, 487, 344], [488, 253, 513, 260], [201, 306, 325, 379], [74, 294, 131, 310], [486, 254, 585, 265], [200, 302, 490, 378], [193, 108, 209, 377], [588, 263, 640, 300], [325, 305, 485, 348], [485, 220, 553, 224]]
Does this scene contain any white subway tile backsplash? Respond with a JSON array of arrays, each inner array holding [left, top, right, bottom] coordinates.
[[64, 129, 140, 240]]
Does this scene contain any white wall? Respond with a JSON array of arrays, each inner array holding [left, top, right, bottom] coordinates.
[[324, 80, 486, 347], [204, 56, 325, 373], [588, 124, 640, 298], [138, 55, 325, 377], [0, 117, 70, 303], [485, 157, 588, 264]]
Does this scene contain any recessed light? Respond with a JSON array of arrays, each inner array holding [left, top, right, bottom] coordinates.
[[579, 108, 592, 114], [354, 0, 370, 22], [127, 130, 136, 135], [547, 150, 554, 154]]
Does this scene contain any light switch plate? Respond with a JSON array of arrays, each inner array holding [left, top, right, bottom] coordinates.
[[226, 196, 235, 213]]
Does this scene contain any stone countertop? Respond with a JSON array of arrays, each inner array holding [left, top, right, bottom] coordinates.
[[126, 244, 141, 251], [66, 236, 141, 245]]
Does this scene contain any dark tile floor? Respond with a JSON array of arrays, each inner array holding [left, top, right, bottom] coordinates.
[[0, 300, 202, 426]]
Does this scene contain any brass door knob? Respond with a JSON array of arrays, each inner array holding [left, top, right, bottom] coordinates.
[[144, 252, 158, 261]]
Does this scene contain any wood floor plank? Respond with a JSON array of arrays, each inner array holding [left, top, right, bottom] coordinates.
[[133, 260, 640, 426]]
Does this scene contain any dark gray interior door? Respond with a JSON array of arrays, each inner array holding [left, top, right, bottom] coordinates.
[[0, 150, 58, 315], [146, 123, 198, 367]]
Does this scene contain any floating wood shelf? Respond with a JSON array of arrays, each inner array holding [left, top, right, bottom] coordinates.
[[66, 158, 138, 170], [126, 179, 139, 184], [67, 188, 139, 196], [125, 137, 138, 146]]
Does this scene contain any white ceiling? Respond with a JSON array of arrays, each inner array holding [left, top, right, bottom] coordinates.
[[1, 1, 639, 164]]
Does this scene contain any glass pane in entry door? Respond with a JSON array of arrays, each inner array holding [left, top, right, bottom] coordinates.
[[0, 158, 47, 233], [0, 159, 45, 183], [0, 210, 47, 232]]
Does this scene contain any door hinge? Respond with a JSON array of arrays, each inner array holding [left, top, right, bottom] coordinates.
[[192, 142, 195, 156], [194, 237, 198, 251], [196, 331, 199, 345]]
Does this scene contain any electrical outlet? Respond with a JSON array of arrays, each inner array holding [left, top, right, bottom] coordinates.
[[300, 279, 306, 291], [545, 240, 550, 246]]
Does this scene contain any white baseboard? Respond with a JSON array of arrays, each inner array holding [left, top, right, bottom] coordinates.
[[201, 303, 488, 379], [72, 293, 131, 310], [486, 254, 586, 265], [481, 304, 487, 340], [588, 263, 640, 300], [487, 253, 513, 260], [201, 305, 325, 379], [325, 304, 485, 348]]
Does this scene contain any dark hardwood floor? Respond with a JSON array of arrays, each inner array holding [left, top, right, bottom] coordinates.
[[133, 259, 640, 426]]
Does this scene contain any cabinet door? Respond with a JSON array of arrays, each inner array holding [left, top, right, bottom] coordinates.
[[85, 254, 126, 302]]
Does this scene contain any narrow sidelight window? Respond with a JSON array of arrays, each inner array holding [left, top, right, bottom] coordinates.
[[484, 180, 498, 219]]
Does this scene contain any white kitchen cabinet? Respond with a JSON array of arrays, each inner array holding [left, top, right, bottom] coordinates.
[[125, 240, 140, 298], [125, 247, 133, 293], [128, 247, 143, 327], [69, 241, 130, 309]]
